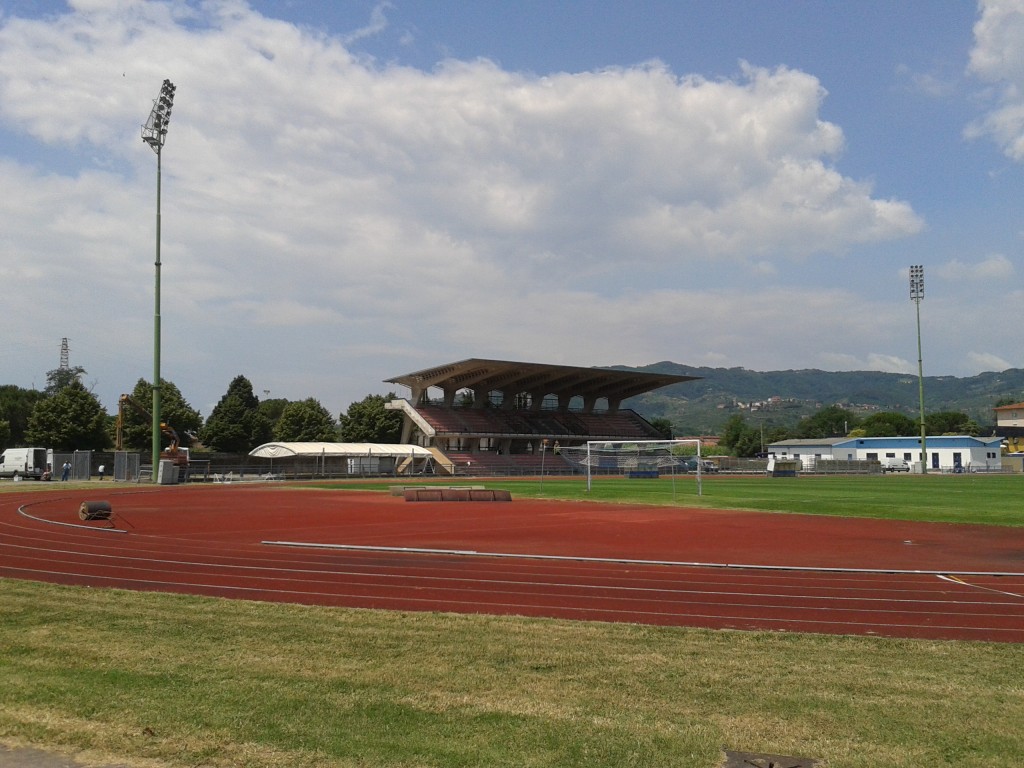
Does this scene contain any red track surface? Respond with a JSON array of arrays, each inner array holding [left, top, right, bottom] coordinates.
[[2, 485, 1023, 642]]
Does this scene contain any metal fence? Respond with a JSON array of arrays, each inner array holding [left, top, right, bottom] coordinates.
[[51, 451, 92, 481], [113, 452, 141, 482]]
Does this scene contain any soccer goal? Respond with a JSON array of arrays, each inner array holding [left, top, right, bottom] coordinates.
[[559, 439, 706, 498]]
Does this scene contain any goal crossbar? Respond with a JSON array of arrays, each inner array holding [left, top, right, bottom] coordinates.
[[560, 439, 704, 497]]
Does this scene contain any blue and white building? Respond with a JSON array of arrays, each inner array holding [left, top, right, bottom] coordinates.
[[767, 435, 1003, 472]]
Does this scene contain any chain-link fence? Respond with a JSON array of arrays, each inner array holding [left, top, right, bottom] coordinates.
[[113, 451, 141, 482], [51, 451, 92, 481]]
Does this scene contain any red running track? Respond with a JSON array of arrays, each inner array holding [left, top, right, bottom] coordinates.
[[2, 485, 1023, 642]]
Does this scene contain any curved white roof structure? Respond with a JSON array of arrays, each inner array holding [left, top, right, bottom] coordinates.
[[249, 442, 433, 458]]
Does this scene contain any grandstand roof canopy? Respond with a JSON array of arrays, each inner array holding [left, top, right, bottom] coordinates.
[[249, 442, 432, 458], [386, 358, 696, 405]]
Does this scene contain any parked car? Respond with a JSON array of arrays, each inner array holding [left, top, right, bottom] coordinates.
[[882, 459, 910, 473], [681, 457, 719, 473]]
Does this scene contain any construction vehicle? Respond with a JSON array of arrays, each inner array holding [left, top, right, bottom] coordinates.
[[115, 394, 190, 468]]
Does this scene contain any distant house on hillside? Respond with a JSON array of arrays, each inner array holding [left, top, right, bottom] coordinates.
[[993, 402, 1024, 453], [767, 435, 1002, 473]]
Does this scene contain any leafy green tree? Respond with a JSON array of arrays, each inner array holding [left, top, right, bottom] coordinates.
[[718, 414, 749, 451], [273, 398, 338, 442], [734, 430, 762, 457], [258, 398, 289, 431], [339, 393, 403, 443], [0, 419, 9, 448], [649, 417, 673, 439], [794, 406, 858, 439], [925, 411, 979, 436], [25, 381, 108, 450], [0, 385, 46, 447], [115, 379, 203, 451], [859, 411, 918, 437], [763, 424, 792, 447], [43, 365, 87, 396], [201, 375, 272, 453], [717, 414, 785, 457]]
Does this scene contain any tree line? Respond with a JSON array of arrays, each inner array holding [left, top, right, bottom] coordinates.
[[0, 368, 402, 455], [1, 367, 989, 458]]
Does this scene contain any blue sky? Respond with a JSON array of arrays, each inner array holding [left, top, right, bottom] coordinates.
[[1, 0, 1022, 418]]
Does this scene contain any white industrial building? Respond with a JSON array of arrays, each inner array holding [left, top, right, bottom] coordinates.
[[767, 435, 1003, 473]]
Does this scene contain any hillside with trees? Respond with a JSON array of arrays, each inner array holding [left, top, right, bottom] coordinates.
[[623, 362, 1024, 437], [3, 361, 1022, 457]]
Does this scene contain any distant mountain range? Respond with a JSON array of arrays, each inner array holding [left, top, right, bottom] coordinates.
[[620, 362, 1024, 436]]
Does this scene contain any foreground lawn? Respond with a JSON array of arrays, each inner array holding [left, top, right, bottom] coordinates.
[[1, 579, 1022, 768]]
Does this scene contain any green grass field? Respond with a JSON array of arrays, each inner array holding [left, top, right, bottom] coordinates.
[[354, 472, 1024, 526], [2, 475, 1023, 767]]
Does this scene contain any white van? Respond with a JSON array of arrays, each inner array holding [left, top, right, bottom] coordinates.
[[881, 459, 910, 473], [0, 447, 50, 480]]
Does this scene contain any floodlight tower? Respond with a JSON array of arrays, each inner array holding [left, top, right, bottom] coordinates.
[[142, 79, 176, 478], [909, 265, 927, 473]]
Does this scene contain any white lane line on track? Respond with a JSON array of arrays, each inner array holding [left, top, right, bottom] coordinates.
[[9, 532, 999, 598], [2, 564, 1020, 637], [262, 540, 1024, 578], [938, 574, 1024, 600], [15, 506, 127, 533], [4, 549, 1022, 613]]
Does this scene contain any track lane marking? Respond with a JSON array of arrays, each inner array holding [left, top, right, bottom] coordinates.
[[263, 540, 1024, 577], [938, 574, 1024, 600], [2, 564, 1021, 638]]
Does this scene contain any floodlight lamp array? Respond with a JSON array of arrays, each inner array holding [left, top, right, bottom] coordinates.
[[142, 79, 176, 152], [909, 264, 924, 302]]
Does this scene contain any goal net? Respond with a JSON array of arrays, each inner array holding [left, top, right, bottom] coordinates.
[[559, 439, 705, 497]]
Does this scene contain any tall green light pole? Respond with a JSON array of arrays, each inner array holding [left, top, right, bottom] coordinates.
[[910, 265, 927, 473], [142, 79, 176, 479]]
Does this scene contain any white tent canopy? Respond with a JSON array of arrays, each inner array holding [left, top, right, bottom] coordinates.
[[249, 442, 433, 459]]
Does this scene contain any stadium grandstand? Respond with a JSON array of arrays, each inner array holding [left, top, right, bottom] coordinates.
[[384, 358, 697, 475]]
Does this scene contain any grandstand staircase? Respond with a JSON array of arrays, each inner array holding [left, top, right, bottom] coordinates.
[[426, 447, 456, 475]]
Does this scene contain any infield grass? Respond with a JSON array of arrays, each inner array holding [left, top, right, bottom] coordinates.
[[348, 472, 1024, 526]]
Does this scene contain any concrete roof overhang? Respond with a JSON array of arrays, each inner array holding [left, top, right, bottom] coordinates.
[[386, 358, 696, 406]]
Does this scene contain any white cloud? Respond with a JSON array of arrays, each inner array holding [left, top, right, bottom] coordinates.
[[967, 0, 1024, 160], [968, 351, 1013, 371], [0, 3, 928, 412], [817, 353, 913, 375], [895, 63, 959, 100], [936, 254, 1014, 281], [341, 1, 392, 46], [865, 354, 914, 374]]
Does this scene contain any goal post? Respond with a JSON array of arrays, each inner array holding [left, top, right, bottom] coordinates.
[[559, 439, 705, 497]]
